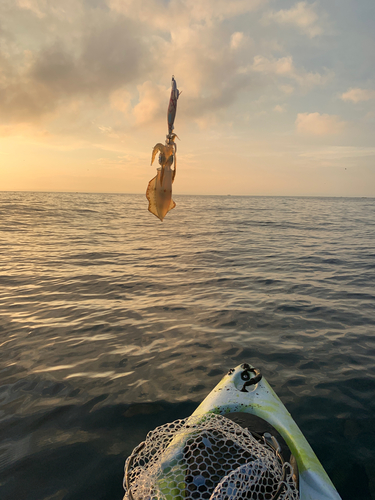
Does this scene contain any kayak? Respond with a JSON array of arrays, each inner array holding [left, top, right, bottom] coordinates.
[[123, 362, 342, 500]]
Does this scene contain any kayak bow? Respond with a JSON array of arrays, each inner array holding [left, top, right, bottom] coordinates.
[[192, 363, 341, 500], [124, 363, 342, 500]]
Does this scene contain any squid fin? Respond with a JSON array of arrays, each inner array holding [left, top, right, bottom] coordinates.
[[169, 198, 176, 212], [146, 175, 161, 220]]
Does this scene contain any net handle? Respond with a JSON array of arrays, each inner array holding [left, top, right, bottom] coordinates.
[[254, 431, 288, 500], [125, 441, 145, 500]]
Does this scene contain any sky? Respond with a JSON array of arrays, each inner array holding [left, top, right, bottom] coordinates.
[[0, 0, 374, 196]]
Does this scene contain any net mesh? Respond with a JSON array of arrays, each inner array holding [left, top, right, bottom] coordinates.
[[124, 413, 299, 500]]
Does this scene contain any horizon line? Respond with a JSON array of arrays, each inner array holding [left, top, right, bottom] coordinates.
[[0, 190, 374, 199]]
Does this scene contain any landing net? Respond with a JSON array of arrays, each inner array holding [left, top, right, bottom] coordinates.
[[124, 413, 299, 500]]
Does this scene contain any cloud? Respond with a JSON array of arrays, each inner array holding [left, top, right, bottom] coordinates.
[[274, 105, 285, 113], [16, 0, 46, 18], [279, 84, 295, 94], [0, 0, 264, 130], [110, 88, 132, 114], [184, 0, 265, 23], [109, 0, 265, 30], [299, 146, 375, 160], [251, 55, 331, 89], [137, 20, 261, 121], [31, 18, 146, 94], [133, 81, 168, 126], [0, 0, 335, 144], [341, 88, 375, 103], [0, 121, 50, 138], [264, 1, 322, 38], [253, 55, 294, 75], [296, 112, 346, 135], [0, 13, 149, 123], [230, 32, 246, 50]]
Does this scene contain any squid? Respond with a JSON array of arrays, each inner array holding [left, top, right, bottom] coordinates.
[[146, 77, 180, 221]]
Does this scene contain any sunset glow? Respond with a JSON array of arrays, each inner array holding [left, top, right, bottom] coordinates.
[[0, 0, 374, 196]]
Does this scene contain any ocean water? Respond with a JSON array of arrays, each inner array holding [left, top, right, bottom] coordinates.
[[0, 191, 374, 500]]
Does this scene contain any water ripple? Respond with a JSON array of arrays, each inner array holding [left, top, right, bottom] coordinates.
[[0, 193, 375, 500]]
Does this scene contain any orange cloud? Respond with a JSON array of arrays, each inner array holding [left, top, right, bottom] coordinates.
[[296, 112, 346, 135], [133, 81, 168, 126], [341, 88, 375, 103], [230, 32, 247, 50]]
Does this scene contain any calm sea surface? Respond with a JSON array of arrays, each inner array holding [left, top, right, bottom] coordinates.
[[0, 192, 374, 500]]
